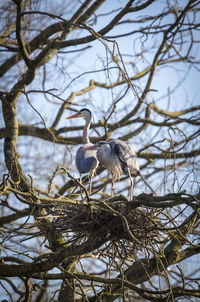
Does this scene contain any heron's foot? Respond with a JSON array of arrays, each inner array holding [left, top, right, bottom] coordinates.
[[111, 189, 116, 197], [128, 189, 133, 201]]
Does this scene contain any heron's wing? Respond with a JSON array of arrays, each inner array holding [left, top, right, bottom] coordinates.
[[113, 140, 139, 176], [76, 146, 98, 174]]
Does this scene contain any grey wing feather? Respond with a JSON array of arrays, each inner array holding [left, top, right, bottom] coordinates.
[[113, 140, 140, 176], [76, 146, 98, 174]]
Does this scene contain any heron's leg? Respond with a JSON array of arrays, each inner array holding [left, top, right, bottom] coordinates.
[[111, 177, 115, 197], [79, 174, 83, 197], [79, 174, 82, 186], [89, 171, 94, 195], [130, 177, 135, 201], [127, 168, 134, 201]]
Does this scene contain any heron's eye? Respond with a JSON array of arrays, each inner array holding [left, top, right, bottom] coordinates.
[[98, 141, 106, 146], [79, 108, 91, 115]]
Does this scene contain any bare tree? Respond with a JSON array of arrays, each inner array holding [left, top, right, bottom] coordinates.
[[0, 0, 200, 301]]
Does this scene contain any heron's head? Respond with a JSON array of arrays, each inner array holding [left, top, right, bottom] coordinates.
[[66, 108, 91, 121], [96, 141, 110, 148], [82, 141, 109, 151]]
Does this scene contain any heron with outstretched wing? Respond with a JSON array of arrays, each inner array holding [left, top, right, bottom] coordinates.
[[84, 139, 140, 200]]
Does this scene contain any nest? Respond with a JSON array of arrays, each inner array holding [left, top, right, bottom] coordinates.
[[39, 199, 161, 256]]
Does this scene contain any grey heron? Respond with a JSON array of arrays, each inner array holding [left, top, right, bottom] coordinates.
[[84, 140, 140, 200], [66, 109, 99, 194]]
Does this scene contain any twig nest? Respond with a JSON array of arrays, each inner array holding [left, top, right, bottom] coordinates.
[[39, 198, 161, 255]]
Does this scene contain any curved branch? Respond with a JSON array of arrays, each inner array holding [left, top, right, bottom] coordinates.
[[15, 0, 32, 67]]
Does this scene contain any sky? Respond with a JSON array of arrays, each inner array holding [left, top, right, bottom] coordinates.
[[0, 1, 200, 300]]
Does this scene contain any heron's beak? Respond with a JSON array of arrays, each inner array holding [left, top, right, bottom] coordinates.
[[82, 145, 98, 151], [66, 112, 80, 119]]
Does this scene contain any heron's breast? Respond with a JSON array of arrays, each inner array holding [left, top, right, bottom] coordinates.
[[98, 151, 122, 180]]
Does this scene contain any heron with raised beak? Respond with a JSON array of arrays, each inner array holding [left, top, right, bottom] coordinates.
[[66, 108, 99, 194]]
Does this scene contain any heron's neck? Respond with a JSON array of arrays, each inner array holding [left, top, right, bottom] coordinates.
[[82, 117, 91, 144]]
